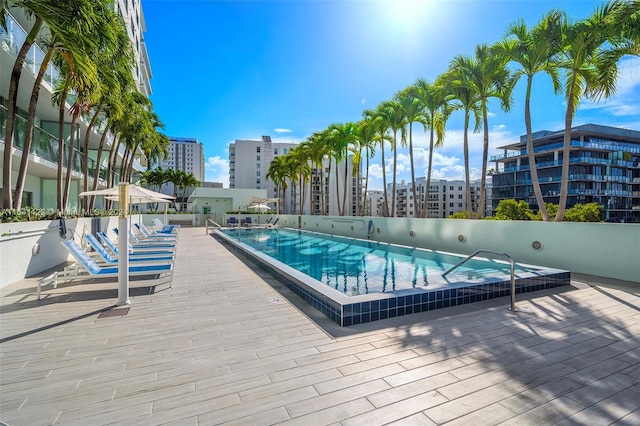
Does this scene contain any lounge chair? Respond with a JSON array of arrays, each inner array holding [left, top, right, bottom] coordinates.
[[85, 234, 174, 264], [37, 240, 173, 300], [152, 218, 179, 233], [244, 217, 253, 227], [98, 232, 175, 255], [138, 222, 177, 238], [134, 223, 177, 241], [113, 228, 177, 249], [227, 217, 238, 226]]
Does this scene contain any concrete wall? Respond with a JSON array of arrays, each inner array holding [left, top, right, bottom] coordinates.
[[277, 215, 640, 283], [0, 216, 119, 289]]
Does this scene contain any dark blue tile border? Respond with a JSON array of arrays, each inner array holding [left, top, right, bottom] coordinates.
[[215, 234, 571, 327]]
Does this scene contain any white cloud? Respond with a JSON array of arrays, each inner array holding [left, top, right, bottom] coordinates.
[[493, 124, 506, 131], [205, 156, 229, 187], [361, 98, 367, 105], [274, 128, 293, 133]]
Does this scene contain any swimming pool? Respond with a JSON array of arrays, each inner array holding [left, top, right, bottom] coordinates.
[[215, 228, 570, 326]]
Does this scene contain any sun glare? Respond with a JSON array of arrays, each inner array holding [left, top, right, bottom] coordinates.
[[384, 0, 434, 24]]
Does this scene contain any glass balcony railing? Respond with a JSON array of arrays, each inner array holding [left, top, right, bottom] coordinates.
[[492, 139, 640, 161], [0, 104, 119, 183], [1, 13, 60, 89]]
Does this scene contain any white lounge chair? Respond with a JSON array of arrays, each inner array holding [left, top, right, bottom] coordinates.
[[37, 240, 174, 300], [97, 232, 175, 255], [136, 223, 177, 239], [85, 234, 174, 264]]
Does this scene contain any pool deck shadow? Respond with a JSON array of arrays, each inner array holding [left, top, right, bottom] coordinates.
[[1, 226, 638, 425]]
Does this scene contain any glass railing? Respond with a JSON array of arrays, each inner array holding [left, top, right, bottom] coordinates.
[[1, 104, 118, 184], [1, 13, 60, 89], [492, 139, 640, 161]]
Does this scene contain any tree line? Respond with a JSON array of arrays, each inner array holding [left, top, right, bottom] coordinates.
[[1, 0, 170, 212], [267, 1, 639, 221]]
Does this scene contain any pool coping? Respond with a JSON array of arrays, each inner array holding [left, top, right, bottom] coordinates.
[[214, 228, 571, 326]]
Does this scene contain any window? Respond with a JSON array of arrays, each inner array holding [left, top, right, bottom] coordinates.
[[458, 203, 463, 207], [449, 203, 454, 207], [449, 194, 454, 199], [283, 148, 288, 154], [458, 195, 462, 199], [256, 163, 261, 169], [458, 186, 463, 191], [256, 155, 260, 161], [274, 148, 278, 155], [449, 186, 454, 190], [257, 146, 261, 153], [256, 171, 261, 176], [256, 179, 261, 184]]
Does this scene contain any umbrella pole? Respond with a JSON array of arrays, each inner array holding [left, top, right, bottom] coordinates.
[[117, 182, 130, 306]]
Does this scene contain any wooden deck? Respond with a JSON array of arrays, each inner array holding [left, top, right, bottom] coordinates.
[[1, 227, 639, 425]]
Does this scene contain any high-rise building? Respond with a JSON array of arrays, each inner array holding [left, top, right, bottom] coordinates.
[[491, 124, 640, 222], [159, 137, 205, 203], [385, 178, 483, 218], [229, 136, 360, 215], [229, 136, 295, 202], [0, 1, 152, 209]]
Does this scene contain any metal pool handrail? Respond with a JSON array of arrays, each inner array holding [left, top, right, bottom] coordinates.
[[442, 249, 517, 312], [206, 218, 222, 234]]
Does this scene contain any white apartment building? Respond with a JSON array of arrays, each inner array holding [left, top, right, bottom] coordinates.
[[364, 190, 385, 217], [159, 137, 205, 203], [0, 1, 151, 209], [229, 136, 361, 215], [384, 178, 485, 218], [229, 136, 295, 208]]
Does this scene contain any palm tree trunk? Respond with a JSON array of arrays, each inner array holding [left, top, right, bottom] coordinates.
[[342, 149, 348, 216], [408, 124, 418, 218], [13, 45, 54, 209], [464, 113, 473, 218], [525, 78, 549, 221], [362, 146, 370, 216], [62, 118, 78, 211], [57, 82, 70, 211], [477, 112, 489, 219], [381, 139, 389, 217], [89, 122, 111, 210], [391, 131, 398, 217], [555, 92, 575, 222], [2, 18, 43, 209], [423, 124, 436, 218], [82, 104, 103, 208]]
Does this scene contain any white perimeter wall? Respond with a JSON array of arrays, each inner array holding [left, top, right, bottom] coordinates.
[[277, 215, 640, 283]]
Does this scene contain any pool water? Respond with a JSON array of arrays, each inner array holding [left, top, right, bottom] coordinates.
[[220, 228, 536, 296], [215, 227, 570, 326]]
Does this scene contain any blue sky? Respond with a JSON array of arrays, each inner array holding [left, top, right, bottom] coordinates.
[[142, 0, 640, 190]]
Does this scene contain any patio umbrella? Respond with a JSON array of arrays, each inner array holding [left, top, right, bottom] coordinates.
[[80, 184, 175, 201], [79, 183, 175, 306], [248, 203, 271, 212]]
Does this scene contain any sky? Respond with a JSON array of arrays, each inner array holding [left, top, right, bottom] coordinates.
[[141, 0, 640, 190]]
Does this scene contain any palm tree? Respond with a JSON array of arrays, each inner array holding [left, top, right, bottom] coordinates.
[[439, 62, 482, 219], [493, 11, 563, 221], [177, 171, 200, 211], [414, 77, 453, 218], [554, 0, 638, 221], [453, 44, 513, 219], [363, 107, 391, 217], [305, 130, 332, 215], [396, 86, 425, 218], [353, 118, 377, 216], [2, 0, 44, 208], [329, 122, 357, 216], [379, 100, 406, 218], [266, 155, 289, 214]]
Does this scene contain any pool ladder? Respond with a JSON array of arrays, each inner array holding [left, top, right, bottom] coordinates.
[[442, 249, 518, 312]]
